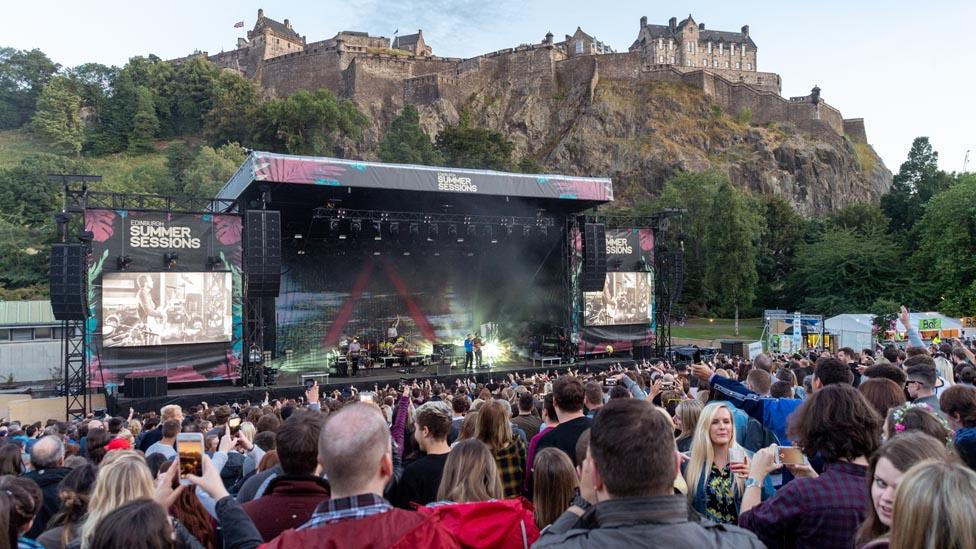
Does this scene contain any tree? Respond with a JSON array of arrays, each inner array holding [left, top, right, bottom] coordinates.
[[165, 141, 198, 185], [435, 113, 513, 170], [702, 181, 762, 334], [911, 174, 976, 315], [755, 195, 806, 309], [831, 202, 890, 236], [517, 156, 543, 174], [204, 71, 260, 146], [0, 48, 59, 128], [127, 85, 158, 153], [29, 76, 84, 156], [377, 104, 443, 165], [787, 227, 907, 316], [182, 143, 247, 197], [880, 137, 952, 234], [168, 56, 219, 135], [254, 89, 367, 155]]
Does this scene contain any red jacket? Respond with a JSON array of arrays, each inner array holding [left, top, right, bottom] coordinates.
[[418, 499, 540, 549], [241, 475, 330, 541], [260, 507, 459, 549]]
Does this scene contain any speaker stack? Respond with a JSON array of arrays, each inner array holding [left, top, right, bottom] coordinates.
[[244, 210, 282, 297], [581, 223, 607, 292], [123, 375, 168, 398], [50, 244, 87, 321]]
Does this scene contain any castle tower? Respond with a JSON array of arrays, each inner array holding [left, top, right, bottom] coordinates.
[[247, 8, 306, 61], [630, 14, 757, 72]]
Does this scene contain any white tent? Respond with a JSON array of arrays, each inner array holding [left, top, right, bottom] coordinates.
[[826, 312, 964, 349], [825, 314, 875, 351]]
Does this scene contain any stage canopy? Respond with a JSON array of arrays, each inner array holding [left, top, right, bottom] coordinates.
[[217, 151, 613, 213]]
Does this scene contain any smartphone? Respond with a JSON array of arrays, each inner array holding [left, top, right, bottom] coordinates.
[[775, 446, 806, 466], [360, 391, 374, 403], [228, 416, 241, 437], [176, 433, 204, 485]]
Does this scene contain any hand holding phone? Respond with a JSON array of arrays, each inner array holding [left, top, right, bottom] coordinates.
[[176, 433, 204, 485], [774, 446, 806, 466], [228, 416, 241, 437]]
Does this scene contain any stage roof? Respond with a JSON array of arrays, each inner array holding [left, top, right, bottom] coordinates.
[[217, 151, 613, 209]]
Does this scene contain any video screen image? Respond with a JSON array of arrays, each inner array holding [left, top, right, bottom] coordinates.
[[102, 272, 233, 348], [583, 271, 653, 326]]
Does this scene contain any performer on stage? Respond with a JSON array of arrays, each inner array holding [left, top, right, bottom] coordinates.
[[388, 315, 400, 339], [463, 334, 474, 369], [347, 337, 362, 376], [136, 274, 165, 345], [472, 333, 484, 369]]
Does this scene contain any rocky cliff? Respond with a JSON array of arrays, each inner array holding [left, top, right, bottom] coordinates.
[[401, 77, 891, 216]]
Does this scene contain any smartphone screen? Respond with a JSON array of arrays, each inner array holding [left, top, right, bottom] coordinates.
[[777, 446, 805, 465], [177, 434, 204, 483], [228, 417, 241, 436]]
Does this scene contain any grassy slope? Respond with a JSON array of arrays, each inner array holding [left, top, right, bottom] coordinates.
[[0, 128, 169, 192], [671, 317, 764, 342]]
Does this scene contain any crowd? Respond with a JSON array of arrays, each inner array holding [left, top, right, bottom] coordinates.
[[0, 310, 974, 548]]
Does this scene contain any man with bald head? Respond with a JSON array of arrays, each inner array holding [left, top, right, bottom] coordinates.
[[23, 435, 70, 538], [257, 403, 457, 547]]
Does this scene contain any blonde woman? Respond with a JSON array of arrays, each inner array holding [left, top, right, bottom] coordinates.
[[889, 460, 976, 549], [435, 438, 504, 503], [532, 448, 578, 530], [78, 450, 154, 548], [674, 399, 703, 453], [683, 402, 755, 524]]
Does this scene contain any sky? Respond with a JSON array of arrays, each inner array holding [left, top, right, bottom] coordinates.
[[5, 0, 974, 174]]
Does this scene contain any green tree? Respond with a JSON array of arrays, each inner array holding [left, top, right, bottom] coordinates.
[[755, 195, 806, 309], [702, 181, 762, 334], [831, 202, 890, 236], [435, 113, 513, 170], [880, 137, 952, 234], [911, 174, 976, 315], [787, 227, 906, 316], [128, 85, 158, 153], [204, 71, 260, 146], [255, 89, 367, 155], [0, 48, 59, 128], [29, 76, 84, 156], [645, 171, 726, 311], [517, 156, 543, 174], [377, 104, 443, 165], [168, 56, 219, 135], [165, 141, 198, 185], [182, 143, 246, 197]]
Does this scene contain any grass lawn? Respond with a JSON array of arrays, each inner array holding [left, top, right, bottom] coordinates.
[[0, 128, 56, 168], [671, 317, 764, 342]]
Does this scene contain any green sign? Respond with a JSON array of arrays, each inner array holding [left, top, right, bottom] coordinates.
[[918, 318, 942, 331]]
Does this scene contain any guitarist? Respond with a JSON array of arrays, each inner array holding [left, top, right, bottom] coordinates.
[[136, 274, 166, 345], [472, 334, 484, 369]]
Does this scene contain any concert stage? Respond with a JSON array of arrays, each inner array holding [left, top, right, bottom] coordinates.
[[113, 357, 631, 414]]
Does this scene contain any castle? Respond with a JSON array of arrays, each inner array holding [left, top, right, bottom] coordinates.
[[176, 10, 871, 148]]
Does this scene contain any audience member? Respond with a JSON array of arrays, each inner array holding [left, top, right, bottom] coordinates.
[[22, 436, 71, 539], [475, 400, 525, 498], [390, 401, 452, 508], [888, 461, 976, 549], [939, 384, 976, 470], [532, 448, 577, 530], [35, 464, 96, 549], [859, 378, 907, 419]]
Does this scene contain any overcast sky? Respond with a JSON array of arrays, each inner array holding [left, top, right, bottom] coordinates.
[[5, 0, 974, 174]]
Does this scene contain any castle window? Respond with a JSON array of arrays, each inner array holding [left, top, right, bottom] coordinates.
[[658, 38, 663, 49], [725, 61, 730, 68], [707, 42, 712, 53], [686, 59, 692, 66], [719, 43, 724, 54], [747, 63, 752, 70], [731, 43, 735, 56], [670, 56, 675, 64], [659, 56, 664, 63], [736, 61, 741, 69], [713, 59, 718, 67], [575, 40, 583, 54]]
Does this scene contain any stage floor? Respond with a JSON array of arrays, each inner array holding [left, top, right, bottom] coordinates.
[[112, 357, 630, 414]]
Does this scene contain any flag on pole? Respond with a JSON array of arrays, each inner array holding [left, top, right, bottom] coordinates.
[[394, 28, 398, 35], [234, 21, 245, 28]]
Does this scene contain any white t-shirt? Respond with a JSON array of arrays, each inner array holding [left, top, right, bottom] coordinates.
[[145, 441, 177, 460]]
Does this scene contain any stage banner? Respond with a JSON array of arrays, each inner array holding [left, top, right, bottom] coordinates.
[[604, 228, 654, 272], [84, 209, 243, 386]]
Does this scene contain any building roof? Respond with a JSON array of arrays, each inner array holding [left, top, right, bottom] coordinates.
[[393, 32, 422, 48], [254, 16, 302, 42], [632, 21, 757, 50], [0, 301, 56, 326]]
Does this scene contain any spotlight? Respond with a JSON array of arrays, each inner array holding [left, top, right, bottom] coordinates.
[[164, 253, 178, 269], [428, 224, 439, 242], [329, 219, 340, 231], [467, 224, 477, 237], [448, 224, 459, 242], [373, 221, 382, 240], [116, 255, 132, 271], [523, 225, 531, 237], [297, 249, 306, 255], [408, 223, 419, 236], [389, 222, 400, 236], [293, 233, 303, 239], [351, 219, 362, 233]]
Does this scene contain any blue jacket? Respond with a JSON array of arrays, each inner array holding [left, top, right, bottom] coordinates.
[[710, 376, 799, 445], [463, 338, 474, 353]]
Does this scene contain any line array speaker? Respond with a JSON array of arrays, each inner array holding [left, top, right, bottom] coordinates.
[[581, 223, 607, 292], [50, 244, 87, 321], [244, 210, 281, 297]]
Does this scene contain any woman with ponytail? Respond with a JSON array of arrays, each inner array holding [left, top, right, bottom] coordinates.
[[0, 475, 44, 549], [34, 465, 96, 549]]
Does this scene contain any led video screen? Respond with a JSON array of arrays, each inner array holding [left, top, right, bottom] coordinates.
[[102, 272, 233, 348], [583, 271, 653, 326]]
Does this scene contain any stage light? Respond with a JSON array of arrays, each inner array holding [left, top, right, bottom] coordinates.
[[164, 253, 178, 269], [294, 233, 303, 239], [248, 344, 263, 364], [373, 251, 381, 256], [409, 223, 419, 236], [351, 219, 362, 233], [116, 255, 132, 271], [428, 224, 439, 242], [329, 219, 340, 231], [338, 234, 347, 240], [467, 224, 477, 237], [389, 222, 400, 235], [506, 225, 514, 236], [523, 225, 531, 237], [403, 251, 410, 256], [297, 249, 306, 255]]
